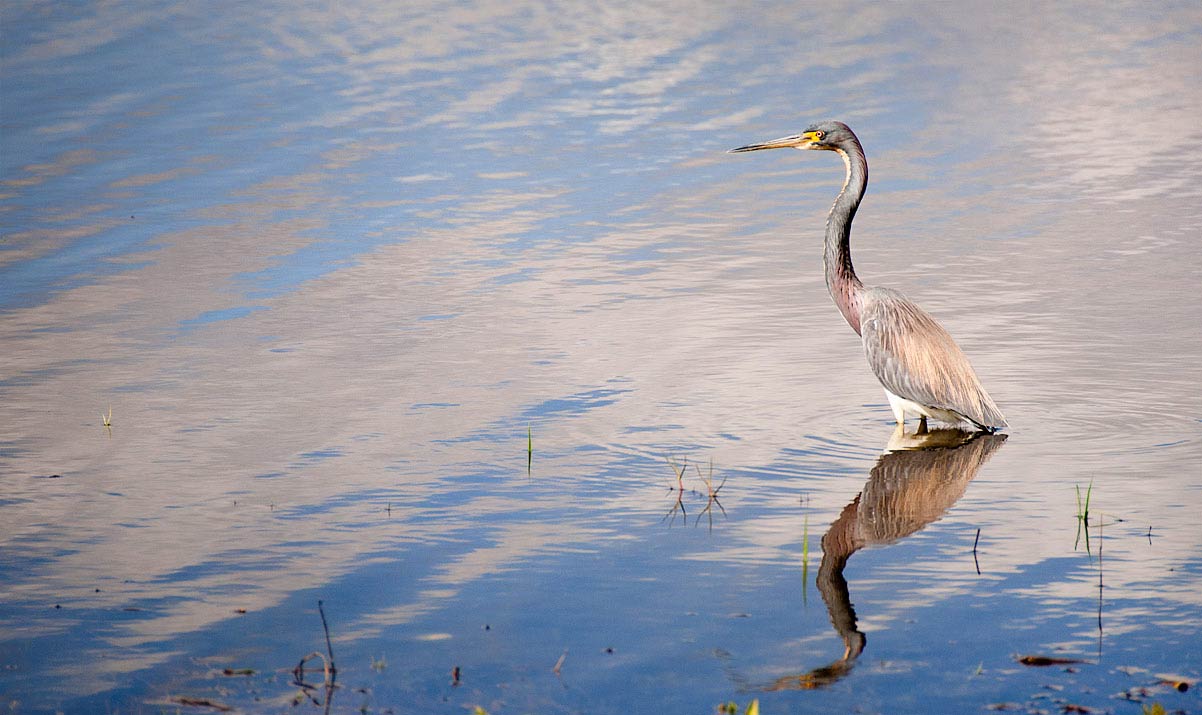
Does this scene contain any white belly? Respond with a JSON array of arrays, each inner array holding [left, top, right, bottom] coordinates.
[[884, 389, 969, 427]]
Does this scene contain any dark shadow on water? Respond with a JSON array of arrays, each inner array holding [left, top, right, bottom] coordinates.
[[766, 428, 1007, 691]]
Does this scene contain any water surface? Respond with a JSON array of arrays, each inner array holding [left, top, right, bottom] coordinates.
[[2, 2, 1201, 713]]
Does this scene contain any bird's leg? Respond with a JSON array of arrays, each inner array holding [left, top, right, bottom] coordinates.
[[916, 416, 928, 435]]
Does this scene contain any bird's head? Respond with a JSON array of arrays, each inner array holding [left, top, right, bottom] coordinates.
[[729, 120, 856, 154]]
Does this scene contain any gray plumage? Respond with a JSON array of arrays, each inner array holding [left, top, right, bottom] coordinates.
[[731, 121, 1006, 432], [861, 287, 1006, 430]]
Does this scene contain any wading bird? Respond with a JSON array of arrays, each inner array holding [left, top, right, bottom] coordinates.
[[730, 121, 1005, 433]]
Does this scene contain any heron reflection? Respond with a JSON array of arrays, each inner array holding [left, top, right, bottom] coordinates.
[[768, 428, 1007, 691]]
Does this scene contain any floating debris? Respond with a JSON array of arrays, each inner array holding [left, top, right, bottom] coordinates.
[[1017, 655, 1088, 667], [1158, 678, 1190, 693], [172, 697, 232, 712]]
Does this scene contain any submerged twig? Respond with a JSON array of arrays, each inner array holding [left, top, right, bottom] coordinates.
[[1074, 480, 1094, 554], [662, 457, 688, 525], [1096, 515, 1104, 660], [695, 461, 727, 530], [662, 457, 731, 531], [972, 528, 982, 575], [318, 600, 335, 673], [696, 459, 725, 498], [801, 513, 810, 606], [292, 600, 338, 714]]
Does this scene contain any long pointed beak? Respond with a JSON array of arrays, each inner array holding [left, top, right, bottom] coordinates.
[[728, 132, 817, 153]]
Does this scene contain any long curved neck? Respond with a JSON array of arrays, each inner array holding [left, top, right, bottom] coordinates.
[[825, 143, 867, 335]]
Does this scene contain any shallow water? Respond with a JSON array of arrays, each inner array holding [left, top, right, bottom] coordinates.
[[2, 2, 1201, 713]]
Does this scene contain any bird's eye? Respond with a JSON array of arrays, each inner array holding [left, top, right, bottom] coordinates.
[[814, 131, 825, 140]]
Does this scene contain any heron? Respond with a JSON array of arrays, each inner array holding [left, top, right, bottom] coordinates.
[[730, 121, 1006, 433]]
